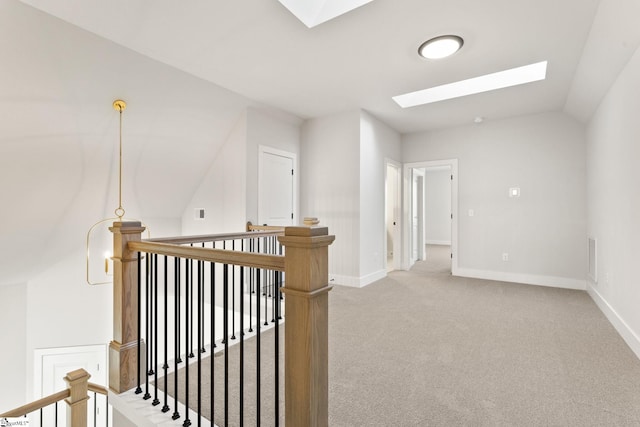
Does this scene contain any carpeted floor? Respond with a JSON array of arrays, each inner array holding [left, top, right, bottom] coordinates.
[[167, 245, 640, 426]]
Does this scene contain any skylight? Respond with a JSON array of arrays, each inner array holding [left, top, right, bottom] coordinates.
[[278, 0, 375, 28], [393, 61, 548, 108]]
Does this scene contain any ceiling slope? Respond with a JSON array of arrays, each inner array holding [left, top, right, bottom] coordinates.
[[565, 0, 640, 122], [20, 0, 602, 132]]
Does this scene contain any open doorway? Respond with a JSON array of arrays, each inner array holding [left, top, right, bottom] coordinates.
[[403, 159, 458, 274], [385, 160, 401, 272]]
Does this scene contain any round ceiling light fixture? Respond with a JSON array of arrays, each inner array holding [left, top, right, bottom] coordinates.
[[418, 35, 464, 59]]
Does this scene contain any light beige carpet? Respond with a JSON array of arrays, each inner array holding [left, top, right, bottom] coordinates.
[[165, 245, 640, 426]]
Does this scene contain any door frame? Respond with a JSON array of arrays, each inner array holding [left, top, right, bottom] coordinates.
[[384, 159, 402, 271], [258, 145, 297, 226], [403, 159, 458, 274], [411, 168, 426, 263]]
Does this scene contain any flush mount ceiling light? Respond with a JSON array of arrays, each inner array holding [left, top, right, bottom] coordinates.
[[418, 35, 464, 59], [393, 60, 548, 108]]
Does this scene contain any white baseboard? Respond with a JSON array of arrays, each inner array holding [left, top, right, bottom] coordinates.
[[587, 283, 640, 360], [425, 240, 451, 246], [455, 268, 586, 290], [329, 269, 387, 288]]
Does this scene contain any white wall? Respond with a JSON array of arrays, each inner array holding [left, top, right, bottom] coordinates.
[[301, 110, 361, 282], [0, 284, 27, 412], [359, 111, 402, 284], [586, 45, 640, 357], [182, 107, 302, 235], [24, 250, 113, 402], [300, 110, 401, 286], [182, 113, 248, 235], [403, 112, 587, 289], [424, 168, 452, 245], [246, 107, 302, 224]]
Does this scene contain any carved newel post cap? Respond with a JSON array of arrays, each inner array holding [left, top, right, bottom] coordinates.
[[303, 217, 319, 226]]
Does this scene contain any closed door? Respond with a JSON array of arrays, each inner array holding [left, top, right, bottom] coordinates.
[[259, 148, 295, 226]]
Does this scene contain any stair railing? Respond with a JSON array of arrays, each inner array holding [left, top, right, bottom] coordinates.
[[108, 220, 334, 426], [0, 369, 108, 427]]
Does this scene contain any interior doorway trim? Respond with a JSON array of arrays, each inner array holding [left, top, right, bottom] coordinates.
[[258, 145, 297, 226], [403, 159, 459, 274], [385, 159, 402, 272]]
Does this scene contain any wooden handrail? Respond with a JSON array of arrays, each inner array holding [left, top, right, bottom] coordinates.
[[1, 369, 95, 426], [88, 382, 107, 395], [128, 240, 285, 271], [146, 229, 283, 245], [247, 221, 286, 232], [0, 389, 70, 418]]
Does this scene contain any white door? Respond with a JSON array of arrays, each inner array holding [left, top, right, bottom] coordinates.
[[259, 147, 296, 226], [35, 345, 108, 427]]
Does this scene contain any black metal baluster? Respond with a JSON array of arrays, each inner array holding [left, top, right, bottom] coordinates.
[[172, 257, 181, 421], [162, 255, 170, 413], [240, 265, 245, 427], [248, 238, 254, 333], [210, 260, 215, 422], [262, 238, 267, 297], [106, 394, 109, 426], [54, 401, 57, 426], [212, 241, 216, 349], [278, 242, 284, 316], [271, 269, 276, 323], [264, 267, 269, 327], [189, 247, 194, 359], [177, 252, 182, 365], [221, 240, 226, 345], [223, 263, 229, 427], [275, 270, 280, 427], [231, 240, 236, 341], [149, 253, 155, 375], [144, 254, 151, 400], [184, 258, 191, 427], [197, 257, 202, 427], [268, 237, 274, 298], [201, 243, 206, 354], [256, 267, 261, 426], [153, 254, 160, 406], [135, 253, 142, 394], [279, 241, 285, 303]]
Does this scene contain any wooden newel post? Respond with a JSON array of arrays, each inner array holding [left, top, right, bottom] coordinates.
[[64, 368, 90, 427], [278, 222, 335, 427], [109, 221, 146, 393]]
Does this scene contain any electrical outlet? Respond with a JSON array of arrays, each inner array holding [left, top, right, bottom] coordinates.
[[502, 253, 509, 261]]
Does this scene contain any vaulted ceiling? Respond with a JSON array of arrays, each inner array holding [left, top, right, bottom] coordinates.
[[1, 0, 640, 286]]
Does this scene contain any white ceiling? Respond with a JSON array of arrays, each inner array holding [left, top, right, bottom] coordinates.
[[17, 0, 640, 133], [2, 0, 640, 286]]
